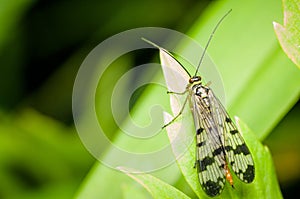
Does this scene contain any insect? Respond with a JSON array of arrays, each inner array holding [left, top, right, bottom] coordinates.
[[143, 9, 255, 197]]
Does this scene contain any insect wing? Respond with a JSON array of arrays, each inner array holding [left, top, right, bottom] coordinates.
[[209, 90, 255, 183], [191, 90, 226, 197]]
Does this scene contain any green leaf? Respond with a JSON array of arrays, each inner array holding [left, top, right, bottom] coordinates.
[[120, 167, 191, 199], [165, 112, 283, 198], [121, 183, 151, 199], [236, 118, 282, 199], [159, 41, 282, 198], [273, 0, 300, 68], [74, 163, 130, 199]]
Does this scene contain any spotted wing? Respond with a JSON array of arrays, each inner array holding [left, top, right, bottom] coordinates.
[[209, 89, 255, 183], [191, 90, 227, 197]]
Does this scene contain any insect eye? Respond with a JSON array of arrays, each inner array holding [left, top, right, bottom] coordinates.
[[189, 76, 201, 84], [196, 76, 201, 81]]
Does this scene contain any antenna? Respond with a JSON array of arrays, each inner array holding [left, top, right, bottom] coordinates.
[[194, 9, 232, 77]]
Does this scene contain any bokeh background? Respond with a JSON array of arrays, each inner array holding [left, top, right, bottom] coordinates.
[[0, 0, 299, 198]]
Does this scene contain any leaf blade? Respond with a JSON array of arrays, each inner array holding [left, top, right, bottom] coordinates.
[[273, 0, 300, 68], [120, 167, 191, 199]]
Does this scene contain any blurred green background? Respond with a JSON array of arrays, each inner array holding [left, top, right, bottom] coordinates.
[[0, 0, 299, 198]]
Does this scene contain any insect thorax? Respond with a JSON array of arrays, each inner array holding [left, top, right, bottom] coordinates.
[[188, 76, 211, 108], [194, 84, 209, 98]]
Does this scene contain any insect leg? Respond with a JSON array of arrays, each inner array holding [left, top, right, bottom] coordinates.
[[162, 95, 189, 129], [167, 90, 187, 95]]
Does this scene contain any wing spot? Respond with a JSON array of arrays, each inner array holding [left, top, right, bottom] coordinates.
[[198, 157, 215, 172], [235, 144, 250, 155], [230, 130, 238, 134], [197, 141, 206, 147], [225, 144, 250, 155], [225, 146, 233, 152], [242, 165, 255, 183], [212, 147, 223, 156], [203, 180, 223, 197], [197, 127, 204, 135], [225, 117, 232, 122]]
